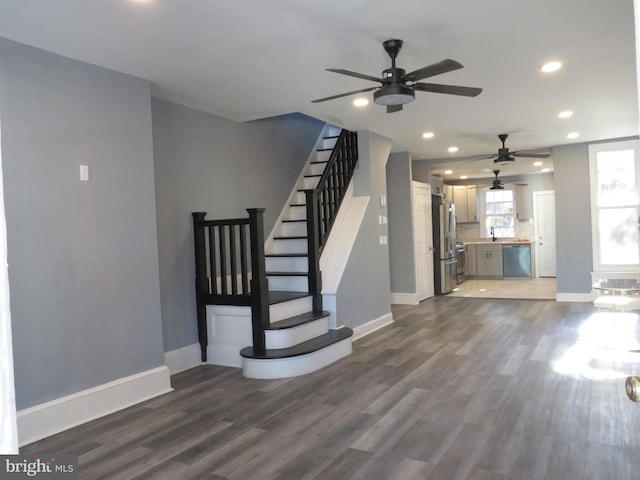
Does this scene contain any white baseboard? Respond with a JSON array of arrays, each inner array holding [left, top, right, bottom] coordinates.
[[352, 312, 394, 341], [17, 366, 172, 446], [390, 292, 419, 305], [556, 293, 592, 302], [165, 343, 203, 375]]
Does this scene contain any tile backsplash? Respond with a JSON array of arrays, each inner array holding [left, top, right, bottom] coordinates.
[[456, 221, 534, 242]]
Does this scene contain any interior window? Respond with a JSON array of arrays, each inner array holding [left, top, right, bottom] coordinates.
[[479, 187, 515, 238], [589, 140, 640, 270]]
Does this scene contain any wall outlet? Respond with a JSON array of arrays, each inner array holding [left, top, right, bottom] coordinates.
[[379, 235, 387, 246], [79, 165, 89, 182]]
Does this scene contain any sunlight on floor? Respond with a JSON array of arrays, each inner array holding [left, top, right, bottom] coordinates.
[[553, 312, 640, 381], [448, 278, 556, 300]]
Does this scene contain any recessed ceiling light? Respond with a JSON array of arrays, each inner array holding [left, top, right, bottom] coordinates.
[[448, 146, 459, 153], [353, 98, 369, 107], [542, 168, 551, 173], [444, 170, 453, 175], [567, 132, 580, 139], [533, 161, 543, 167], [558, 110, 573, 118], [541, 61, 562, 73], [460, 175, 468, 180], [422, 132, 434, 139]]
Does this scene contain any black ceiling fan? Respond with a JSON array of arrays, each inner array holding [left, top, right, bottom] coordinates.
[[311, 39, 482, 113], [490, 170, 504, 190], [492, 133, 551, 165]]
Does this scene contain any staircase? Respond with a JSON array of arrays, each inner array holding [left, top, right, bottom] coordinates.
[[240, 125, 354, 378], [193, 125, 357, 379]]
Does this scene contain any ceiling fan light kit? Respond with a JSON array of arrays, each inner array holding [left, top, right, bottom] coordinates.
[[373, 84, 415, 105], [312, 38, 482, 113]]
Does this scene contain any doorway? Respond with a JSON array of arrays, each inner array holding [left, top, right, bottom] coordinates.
[[533, 190, 557, 277], [412, 182, 434, 301]]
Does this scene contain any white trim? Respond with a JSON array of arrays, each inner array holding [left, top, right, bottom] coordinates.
[[320, 184, 369, 293], [164, 343, 203, 375], [390, 292, 419, 305], [556, 293, 592, 302], [17, 366, 172, 446], [352, 312, 394, 340]]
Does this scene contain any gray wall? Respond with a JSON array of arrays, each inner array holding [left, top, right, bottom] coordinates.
[[0, 38, 165, 409], [335, 131, 393, 328], [387, 152, 416, 294], [151, 99, 325, 352]]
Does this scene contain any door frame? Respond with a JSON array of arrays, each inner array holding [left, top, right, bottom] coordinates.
[[533, 190, 556, 277]]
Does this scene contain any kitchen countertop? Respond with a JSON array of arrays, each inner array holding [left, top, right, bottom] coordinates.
[[463, 240, 533, 245]]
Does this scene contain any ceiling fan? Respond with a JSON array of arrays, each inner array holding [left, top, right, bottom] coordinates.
[[490, 170, 504, 190], [491, 133, 551, 165], [311, 39, 482, 113]]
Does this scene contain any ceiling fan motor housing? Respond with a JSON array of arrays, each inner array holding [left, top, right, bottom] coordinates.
[[374, 84, 415, 106]]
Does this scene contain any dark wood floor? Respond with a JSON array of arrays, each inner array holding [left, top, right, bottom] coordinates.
[[22, 297, 640, 479]]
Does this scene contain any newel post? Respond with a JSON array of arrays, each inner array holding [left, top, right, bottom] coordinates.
[[304, 190, 323, 313], [192, 212, 209, 362], [247, 208, 269, 353]]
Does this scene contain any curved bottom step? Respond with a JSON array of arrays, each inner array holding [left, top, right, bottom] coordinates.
[[240, 328, 353, 379]]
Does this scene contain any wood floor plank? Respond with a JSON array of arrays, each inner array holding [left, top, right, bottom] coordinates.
[[18, 297, 640, 479]]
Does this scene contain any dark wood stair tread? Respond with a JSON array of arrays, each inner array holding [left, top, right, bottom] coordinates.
[[282, 219, 306, 223], [265, 253, 308, 258], [310, 160, 328, 165], [267, 310, 330, 330], [273, 235, 307, 240], [267, 291, 310, 305], [266, 271, 308, 277], [240, 327, 353, 359]]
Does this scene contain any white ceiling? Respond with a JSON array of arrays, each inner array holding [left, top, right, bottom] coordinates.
[[0, 0, 637, 181]]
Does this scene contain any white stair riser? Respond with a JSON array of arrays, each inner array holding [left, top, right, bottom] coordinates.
[[242, 337, 352, 379], [265, 317, 329, 349], [270, 239, 307, 254], [287, 206, 306, 221], [303, 177, 320, 189], [314, 149, 332, 163], [321, 137, 338, 149], [309, 163, 327, 176], [269, 295, 313, 322], [266, 256, 308, 273], [280, 222, 306, 237], [267, 275, 308, 292]]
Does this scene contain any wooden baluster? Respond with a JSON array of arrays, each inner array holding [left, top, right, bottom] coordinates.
[[192, 212, 209, 362], [247, 208, 269, 353]]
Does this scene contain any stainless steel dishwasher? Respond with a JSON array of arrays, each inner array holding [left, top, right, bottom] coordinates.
[[502, 244, 531, 277]]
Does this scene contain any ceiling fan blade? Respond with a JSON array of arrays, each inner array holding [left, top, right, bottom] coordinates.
[[402, 59, 463, 82], [412, 82, 483, 97], [311, 86, 378, 103], [387, 104, 403, 113], [325, 68, 382, 83], [512, 152, 551, 158]]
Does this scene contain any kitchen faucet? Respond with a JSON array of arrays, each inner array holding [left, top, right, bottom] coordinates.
[[490, 226, 496, 242]]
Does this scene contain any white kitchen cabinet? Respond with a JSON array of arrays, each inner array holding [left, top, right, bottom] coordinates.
[[476, 244, 503, 276], [515, 183, 532, 220], [444, 184, 454, 202], [452, 185, 478, 223], [465, 244, 477, 276]]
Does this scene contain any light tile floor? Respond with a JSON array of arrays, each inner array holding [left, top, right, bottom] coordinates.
[[447, 277, 557, 300]]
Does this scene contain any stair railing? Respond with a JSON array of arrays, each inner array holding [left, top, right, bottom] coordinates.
[[304, 129, 358, 312], [192, 209, 269, 361]]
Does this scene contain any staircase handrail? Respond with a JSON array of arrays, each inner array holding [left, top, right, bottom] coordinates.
[[304, 129, 358, 312]]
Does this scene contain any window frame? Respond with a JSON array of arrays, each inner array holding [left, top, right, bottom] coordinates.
[[588, 139, 640, 272], [478, 184, 516, 239]]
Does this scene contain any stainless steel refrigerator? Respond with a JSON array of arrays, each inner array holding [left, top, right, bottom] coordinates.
[[432, 198, 457, 294]]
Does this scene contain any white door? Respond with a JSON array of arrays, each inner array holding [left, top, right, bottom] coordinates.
[[534, 191, 557, 277], [413, 182, 434, 301]]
